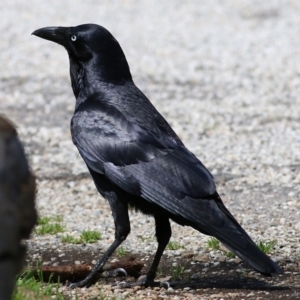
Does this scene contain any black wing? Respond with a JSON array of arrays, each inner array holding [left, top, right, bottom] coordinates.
[[71, 95, 216, 205]]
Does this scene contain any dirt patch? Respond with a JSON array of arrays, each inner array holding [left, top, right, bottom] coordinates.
[[26, 247, 300, 299]]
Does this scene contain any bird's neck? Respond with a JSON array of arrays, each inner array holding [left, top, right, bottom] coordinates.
[[70, 60, 85, 98], [69, 57, 132, 99]]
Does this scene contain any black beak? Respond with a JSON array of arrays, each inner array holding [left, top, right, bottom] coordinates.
[[32, 26, 68, 46]]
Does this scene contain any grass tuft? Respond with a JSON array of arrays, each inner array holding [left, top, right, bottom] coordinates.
[[207, 237, 235, 258], [12, 263, 65, 300], [35, 216, 65, 235], [207, 238, 277, 258], [81, 230, 102, 243], [61, 234, 81, 244], [256, 240, 277, 254], [207, 237, 220, 250], [37, 216, 52, 226], [170, 264, 185, 280], [35, 223, 65, 235], [166, 241, 184, 250], [61, 230, 102, 244], [116, 247, 127, 257], [225, 251, 236, 258]]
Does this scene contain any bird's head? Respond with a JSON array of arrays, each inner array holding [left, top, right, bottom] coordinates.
[[32, 24, 132, 93]]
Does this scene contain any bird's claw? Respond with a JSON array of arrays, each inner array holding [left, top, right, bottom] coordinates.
[[114, 267, 127, 277], [67, 279, 91, 289], [67, 282, 77, 289], [67, 282, 79, 289], [160, 281, 170, 289], [67, 268, 127, 288], [101, 267, 127, 278]]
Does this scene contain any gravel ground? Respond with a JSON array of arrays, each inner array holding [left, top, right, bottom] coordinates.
[[1, 0, 300, 299]]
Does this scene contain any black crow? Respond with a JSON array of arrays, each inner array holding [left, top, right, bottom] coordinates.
[[32, 24, 282, 288], [0, 116, 37, 299]]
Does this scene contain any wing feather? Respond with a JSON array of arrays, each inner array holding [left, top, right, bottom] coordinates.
[[72, 96, 217, 223]]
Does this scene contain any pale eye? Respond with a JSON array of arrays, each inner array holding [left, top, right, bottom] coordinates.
[[71, 35, 77, 42]]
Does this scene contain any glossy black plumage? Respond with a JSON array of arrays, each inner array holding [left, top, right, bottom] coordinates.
[[32, 24, 282, 288]]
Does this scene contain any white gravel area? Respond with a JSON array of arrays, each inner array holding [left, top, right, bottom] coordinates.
[[1, 0, 300, 299]]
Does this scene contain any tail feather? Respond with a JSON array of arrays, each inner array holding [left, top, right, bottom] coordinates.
[[190, 194, 283, 276], [218, 211, 282, 275], [221, 240, 283, 275]]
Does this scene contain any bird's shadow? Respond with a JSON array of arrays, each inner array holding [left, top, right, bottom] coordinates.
[[155, 257, 291, 292], [169, 275, 288, 291]]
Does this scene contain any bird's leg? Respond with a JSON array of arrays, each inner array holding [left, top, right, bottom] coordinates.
[[68, 193, 130, 288], [120, 216, 171, 288], [144, 216, 171, 285]]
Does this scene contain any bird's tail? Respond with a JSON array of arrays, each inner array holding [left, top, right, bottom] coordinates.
[[191, 194, 282, 276], [220, 239, 282, 276]]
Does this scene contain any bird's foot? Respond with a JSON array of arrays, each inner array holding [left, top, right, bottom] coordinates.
[[68, 268, 127, 288], [117, 275, 170, 289], [68, 277, 93, 289]]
